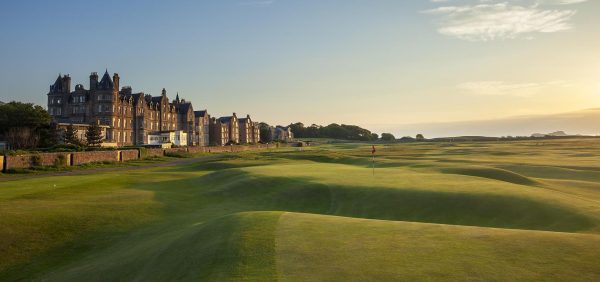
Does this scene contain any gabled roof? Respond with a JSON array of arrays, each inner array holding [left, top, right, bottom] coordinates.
[[177, 102, 192, 113], [194, 110, 207, 117], [218, 116, 233, 124], [151, 96, 164, 104], [98, 70, 114, 90]]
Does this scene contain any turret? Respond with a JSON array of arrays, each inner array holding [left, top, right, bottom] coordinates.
[[98, 69, 114, 90], [49, 74, 71, 94]]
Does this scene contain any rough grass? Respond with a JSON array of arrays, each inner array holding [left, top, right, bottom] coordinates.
[[1, 139, 600, 280]]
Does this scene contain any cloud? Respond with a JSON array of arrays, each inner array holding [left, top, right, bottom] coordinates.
[[423, 1, 583, 41], [457, 80, 569, 96]]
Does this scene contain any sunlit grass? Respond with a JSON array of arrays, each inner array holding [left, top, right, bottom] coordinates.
[[1, 139, 600, 280]]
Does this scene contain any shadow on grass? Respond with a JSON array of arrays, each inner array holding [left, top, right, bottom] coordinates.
[[440, 166, 540, 186], [141, 169, 594, 233]]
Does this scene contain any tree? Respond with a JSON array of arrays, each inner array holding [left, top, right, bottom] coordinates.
[[381, 133, 395, 141], [288, 122, 306, 138], [416, 134, 425, 141], [85, 123, 103, 147], [64, 124, 80, 145], [399, 136, 416, 142], [0, 101, 52, 149], [259, 122, 273, 143], [38, 123, 60, 148]]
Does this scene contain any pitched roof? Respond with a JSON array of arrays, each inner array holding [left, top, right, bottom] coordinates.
[[218, 116, 233, 123], [151, 96, 164, 103], [177, 102, 192, 113], [98, 70, 114, 90], [194, 110, 207, 117], [50, 74, 64, 93]]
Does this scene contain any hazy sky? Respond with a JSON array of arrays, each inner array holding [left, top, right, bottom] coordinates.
[[1, 0, 599, 134]]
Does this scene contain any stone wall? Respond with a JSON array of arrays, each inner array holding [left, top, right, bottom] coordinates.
[[71, 150, 119, 166], [120, 150, 139, 161], [187, 146, 205, 154], [164, 147, 188, 155], [2, 143, 287, 172], [143, 148, 164, 158], [4, 152, 70, 170]]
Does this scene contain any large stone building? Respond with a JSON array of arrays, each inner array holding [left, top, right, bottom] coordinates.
[[46, 70, 265, 147], [47, 71, 201, 147]]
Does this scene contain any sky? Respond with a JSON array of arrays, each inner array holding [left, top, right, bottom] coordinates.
[[0, 0, 599, 136]]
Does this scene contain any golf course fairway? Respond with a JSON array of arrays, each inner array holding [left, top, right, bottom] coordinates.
[[2, 139, 600, 281]]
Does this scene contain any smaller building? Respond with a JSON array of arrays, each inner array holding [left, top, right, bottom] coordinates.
[[238, 114, 256, 144], [209, 117, 230, 146], [56, 123, 114, 146], [252, 122, 261, 144], [213, 113, 239, 144], [274, 126, 294, 142], [147, 130, 188, 147], [194, 110, 210, 146]]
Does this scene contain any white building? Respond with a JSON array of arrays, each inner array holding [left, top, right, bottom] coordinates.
[[147, 130, 188, 147]]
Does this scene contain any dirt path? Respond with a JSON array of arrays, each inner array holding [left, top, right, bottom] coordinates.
[[0, 155, 218, 182]]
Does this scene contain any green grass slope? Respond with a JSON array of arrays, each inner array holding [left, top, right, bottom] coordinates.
[[276, 212, 600, 281], [1, 139, 600, 280]]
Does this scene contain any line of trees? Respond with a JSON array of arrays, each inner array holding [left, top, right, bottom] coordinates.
[[288, 122, 378, 141]]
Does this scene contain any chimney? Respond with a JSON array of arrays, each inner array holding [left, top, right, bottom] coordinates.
[[90, 72, 98, 90], [63, 74, 71, 93], [113, 73, 120, 91]]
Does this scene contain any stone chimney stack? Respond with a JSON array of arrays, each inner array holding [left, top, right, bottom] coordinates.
[[62, 74, 71, 93], [113, 73, 120, 91], [90, 72, 98, 90]]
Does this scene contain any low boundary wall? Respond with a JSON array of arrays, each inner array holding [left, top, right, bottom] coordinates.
[[1, 143, 287, 172], [71, 151, 119, 166]]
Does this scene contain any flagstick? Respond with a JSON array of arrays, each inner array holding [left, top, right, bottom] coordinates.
[[372, 153, 375, 176]]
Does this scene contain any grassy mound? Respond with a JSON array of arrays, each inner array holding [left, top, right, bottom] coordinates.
[[440, 166, 539, 186], [276, 212, 600, 281], [193, 168, 593, 232], [2, 139, 600, 280]]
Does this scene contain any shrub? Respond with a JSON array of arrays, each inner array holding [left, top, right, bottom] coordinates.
[[30, 154, 41, 166], [54, 154, 67, 167]]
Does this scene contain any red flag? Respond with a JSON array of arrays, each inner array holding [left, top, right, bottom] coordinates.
[[371, 145, 376, 154]]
